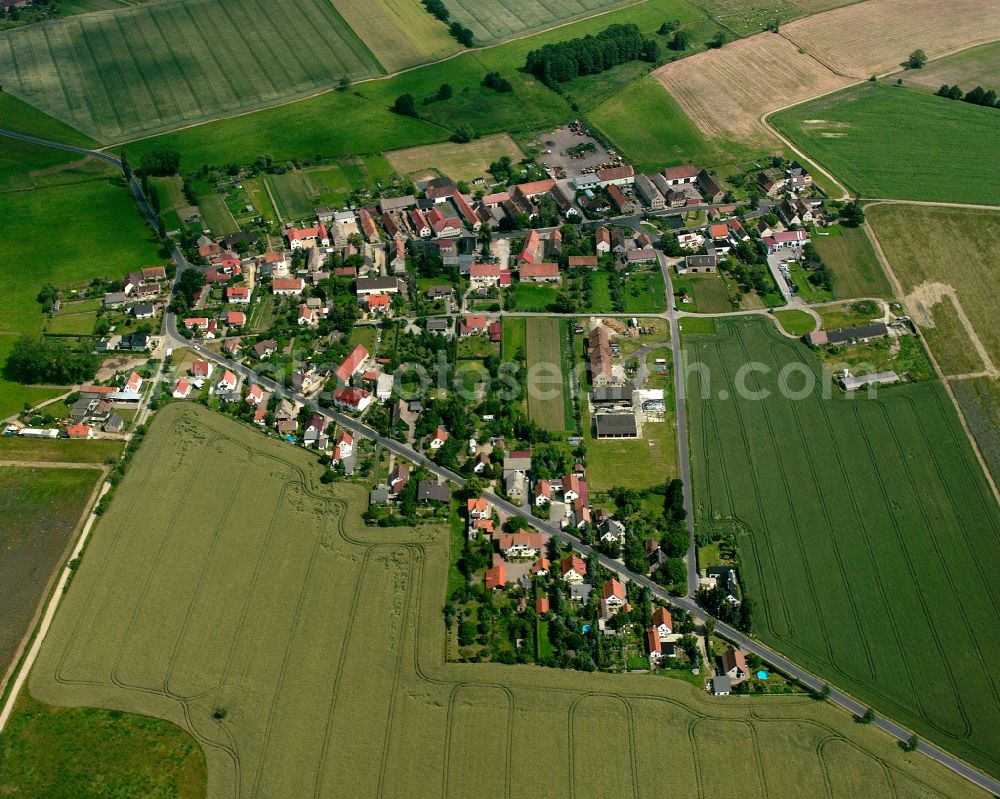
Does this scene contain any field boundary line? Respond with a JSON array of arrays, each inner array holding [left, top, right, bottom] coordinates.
[[0, 476, 109, 733], [863, 210, 1000, 508]]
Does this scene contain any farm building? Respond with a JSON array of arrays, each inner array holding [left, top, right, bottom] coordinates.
[[594, 413, 638, 439]]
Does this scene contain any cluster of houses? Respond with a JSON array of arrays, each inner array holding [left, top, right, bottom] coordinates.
[[95, 266, 168, 352], [60, 372, 145, 437]]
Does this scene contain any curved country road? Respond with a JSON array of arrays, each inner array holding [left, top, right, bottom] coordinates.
[[3, 126, 1000, 797]]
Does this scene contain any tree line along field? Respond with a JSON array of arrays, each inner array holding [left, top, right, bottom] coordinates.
[[0, 0, 382, 144], [14, 403, 991, 798], [686, 317, 1000, 778], [771, 83, 1000, 205]]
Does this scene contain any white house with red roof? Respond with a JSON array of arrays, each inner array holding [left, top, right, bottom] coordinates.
[[124, 372, 143, 394], [335, 344, 369, 385], [297, 305, 318, 326], [365, 293, 391, 314], [172, 378, 192, 399], [184, 317, 209, 331], [459, 314, 489, 337], [600, 578, 626, 618], [427, 206, 462, 238], [595, 227, 611, 254], [652, 606, 673, 639], [519, 262, 560, 283], [225, 311, 246, 327], [429, 426, 449, 450], [216, 370, 237, 392], [285, 222, 329, 249], [333, 431, 353, 463], [227, 286, 251, 303], [66, 423, 94, 439], [332, 386, 373, 413], [409, 208, 431, 238], [761, 229, 809, 254], [245, 384, 264, 406], [272, 278, 305, 295], [469, 264, 507, 288], [560, 555, 586, 584], [191, 360, 213, 379], [467, 497, 490, 521]]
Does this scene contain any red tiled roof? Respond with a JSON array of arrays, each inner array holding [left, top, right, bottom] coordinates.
[[568, 255, 598, 268], [520, 262, 559, 279], [653, 606, 673, 630], [603, 578, 625, 601], [335, 344, 369, 384]]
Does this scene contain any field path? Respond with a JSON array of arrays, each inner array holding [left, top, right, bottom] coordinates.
[[862, 213, 1000, 507], [0, 459, 106, 469]]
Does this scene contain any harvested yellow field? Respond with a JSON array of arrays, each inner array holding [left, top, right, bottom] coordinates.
[[386, 133, 524, 181], [333, 0, 460, 72], [19, 404, 991, 798], [783, 0, 1000, 78], [653, 33, 851, 148]]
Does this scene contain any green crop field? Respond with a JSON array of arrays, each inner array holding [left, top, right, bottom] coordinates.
[[525, 317, 567, 431], [120, 0, 708, 168], [12, 403, 990, 798], [441, 0, 633, 44], [590, 76, 719, 172], [334, 0, 459, 72], [0, 436, 125, 463], [0, 0, 382, 144], [810, 225, 891, 300], [687, 316, 1000, 777], [268, 171, 314, 221], [771, 83, 1000, 204], [0, 466, 100, 683]]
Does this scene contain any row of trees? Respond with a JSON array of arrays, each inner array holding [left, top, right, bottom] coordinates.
[[936, 83, 999, 109], [5, 335, 98, 385], [524, 23, 658, 86]]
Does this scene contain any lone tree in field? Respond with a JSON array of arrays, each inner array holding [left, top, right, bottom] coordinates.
[[393, 93, 416, 117], [841, 200, 865, 228], [906, 49, 927, 69]]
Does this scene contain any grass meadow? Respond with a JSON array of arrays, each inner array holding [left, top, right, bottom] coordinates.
[[888, 41, 1000, 95], [525, 317, 568, 431], [772, 309, 816, 336], [686, 316, 1000, 777], [11, 403, 990, 798], [810, 224, 891, 300], [771, 83, 1000, 204], [0, 149, 160, 416], [0, 693, 205, 798], [0, 466, 101, 683], [0, 0, 382, 143], [589, 77, 719, 172]]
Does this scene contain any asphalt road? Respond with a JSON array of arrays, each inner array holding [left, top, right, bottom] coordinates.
[[5, 126, 999, 796]]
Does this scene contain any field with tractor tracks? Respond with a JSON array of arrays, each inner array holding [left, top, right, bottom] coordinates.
[[686, 316, 1000, 779], [12, 403, 993, 797]]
